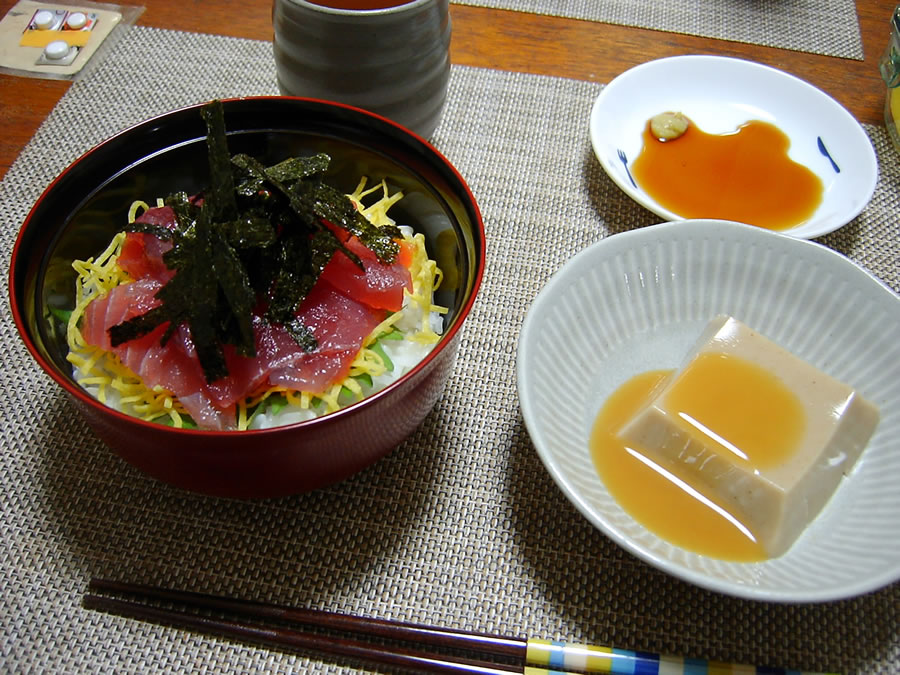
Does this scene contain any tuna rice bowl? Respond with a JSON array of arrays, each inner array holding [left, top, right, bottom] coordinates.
[[62, 100, 447, 432]]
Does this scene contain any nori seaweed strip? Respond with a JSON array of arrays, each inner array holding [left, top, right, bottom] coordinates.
[[165, 192, 200, 244], [230, 153, 371, 300], [231, 154, 371, 270], [175, 205, 228, 381], [239, 245, 279, 300], [218, 214, 277, 249], [122, 222, 174, 240], [233, 154, 330, 198], [108, 305, 170, 345], [304, 181, 401, 263], [111, 205, 232, 382], [264, 228, 344, 350], [283, 317, 316, 351], [201, 101, 238, 223], [107, 100, 406, 384], [262, 153, 331, 183], [231, 153, 322, 233], [209, 227, 255, 356], [266, 234, 311, 323], [158, 204, 198, 272]]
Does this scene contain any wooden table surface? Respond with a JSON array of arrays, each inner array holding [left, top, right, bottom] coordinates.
[[0, 0, 895, 182]]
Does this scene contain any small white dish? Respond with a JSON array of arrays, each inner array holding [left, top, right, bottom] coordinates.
[[589, 55, 878, 239], [517, 220, 900, 602]]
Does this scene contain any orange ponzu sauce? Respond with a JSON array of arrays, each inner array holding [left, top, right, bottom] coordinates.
[[631, 118, 823, 231], [666, 352, 806, 471], [589, 354, 807, 562]]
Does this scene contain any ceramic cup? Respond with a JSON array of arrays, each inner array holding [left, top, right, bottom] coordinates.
[[273, 0, 451, 139]]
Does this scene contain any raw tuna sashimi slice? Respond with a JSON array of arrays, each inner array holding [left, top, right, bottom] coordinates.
[[134, 204, 178, 229], [81, 276, 382, 418], [265, 280, 384, 394], [82, 284, 236, 430], [203, 317, 276, 409], [186, 280, 385, 407], [138, 325, 208, 401], [81, 277, 164, 351], [117, 206, 179, 282], [118, 233, 175, 284], [298, 279, 385, 350], [268, 349, 360, 393], [81, 216, 399, 427], [151, 328, 235, 430], [177, 391, 234, 431], [319, 235, 413, 312]]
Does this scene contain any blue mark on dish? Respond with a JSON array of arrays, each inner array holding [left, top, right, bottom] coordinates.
[[617, 148, 637, 187], [817, 137, 841, 173]]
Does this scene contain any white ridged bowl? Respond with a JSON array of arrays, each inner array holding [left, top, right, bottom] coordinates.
[[517, 219, 900, 602]]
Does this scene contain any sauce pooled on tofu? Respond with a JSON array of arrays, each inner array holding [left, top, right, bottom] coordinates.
[[590, 315, 879, 561], [590, 368, 770, 562]]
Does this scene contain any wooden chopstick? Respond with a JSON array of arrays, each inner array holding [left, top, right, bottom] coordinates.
[[84, 578, 834, 675], [88, 578, 525, 658], [85, 578, 528, 675]]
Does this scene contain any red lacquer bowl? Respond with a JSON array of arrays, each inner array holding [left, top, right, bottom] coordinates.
[[10, 97, 484, 498]]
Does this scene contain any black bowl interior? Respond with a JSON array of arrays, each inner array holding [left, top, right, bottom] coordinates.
[[13, 97, 483, 386]]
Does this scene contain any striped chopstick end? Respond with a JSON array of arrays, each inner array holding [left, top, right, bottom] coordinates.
[[524, 639, 836, 675]]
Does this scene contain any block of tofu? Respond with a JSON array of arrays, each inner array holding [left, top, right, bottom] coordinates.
[[617, 315, 879, 557]]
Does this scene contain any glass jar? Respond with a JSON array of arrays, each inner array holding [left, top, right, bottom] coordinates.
[[880, 5, 900, 152]]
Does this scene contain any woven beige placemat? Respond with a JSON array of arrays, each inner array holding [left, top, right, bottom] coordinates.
[[452, 0, 866, 60], [1, 26, 898, 673]]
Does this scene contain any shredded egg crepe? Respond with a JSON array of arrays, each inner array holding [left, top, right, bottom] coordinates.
[[66, 179, 447, 430]]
